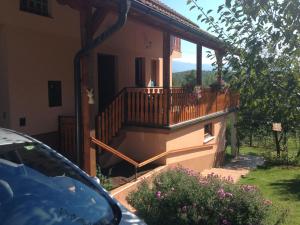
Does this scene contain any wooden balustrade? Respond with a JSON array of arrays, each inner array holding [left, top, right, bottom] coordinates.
[[58, 116, 76, 162], [170, 88, 239, 125], [127, 87, 168, 127], [60, 87, 239, 149], [96, 90, 125, 144]]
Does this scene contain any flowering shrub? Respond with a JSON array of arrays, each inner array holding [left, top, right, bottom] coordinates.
[[127, 167, 287, 225]]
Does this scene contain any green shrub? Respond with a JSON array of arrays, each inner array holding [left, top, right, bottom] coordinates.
[[263, 151, 300, 167], [96, 165, 113, 191], [127, 167, 287, 225]]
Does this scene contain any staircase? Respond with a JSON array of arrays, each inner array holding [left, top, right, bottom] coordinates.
[[96, 89, 126, 145]]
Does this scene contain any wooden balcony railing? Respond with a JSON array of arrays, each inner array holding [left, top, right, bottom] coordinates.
[[170, 88, 239, 125], [95, 87, 239, 144], [61, 87, 239, 148]]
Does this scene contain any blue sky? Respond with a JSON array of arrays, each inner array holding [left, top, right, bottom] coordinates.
[[160, 0, 224, 65]]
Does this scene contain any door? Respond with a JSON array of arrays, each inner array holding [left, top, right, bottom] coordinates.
[[98, 54, 116, 112], [151, 59, 159, 87], [135, 57, 145, 87]]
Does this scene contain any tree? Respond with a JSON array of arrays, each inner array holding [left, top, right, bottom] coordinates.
[[188, 0, 300, 156]]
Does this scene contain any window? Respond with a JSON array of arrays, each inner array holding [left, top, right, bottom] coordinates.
[[150, 59, 158, 87], [205, 123, 213, 137], [48, 81, 62, 107], [20, 0, 49, 17], [204, 123, 214, 143]]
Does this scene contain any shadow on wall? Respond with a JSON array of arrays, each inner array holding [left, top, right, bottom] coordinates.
[[214, 116, 227, 167]]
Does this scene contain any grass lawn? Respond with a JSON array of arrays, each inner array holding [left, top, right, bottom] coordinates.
[[238, 144, 300, 225]]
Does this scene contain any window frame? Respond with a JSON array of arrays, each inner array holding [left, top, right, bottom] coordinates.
[[204, 123, 214, 144], [20, 0, 50, 17]]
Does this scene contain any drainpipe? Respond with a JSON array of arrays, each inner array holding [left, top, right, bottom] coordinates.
[[74, 0, 131, 167]]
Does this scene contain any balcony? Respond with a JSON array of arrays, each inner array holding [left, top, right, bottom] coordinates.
[[59, 87, 239, 163], [95, 87, 239, 144]]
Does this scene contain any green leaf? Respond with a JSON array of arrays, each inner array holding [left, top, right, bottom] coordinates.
[[218, 5, 224, 13], [197, 14, 202, 20], [225, 0, 232, 8], [190, 5, 196, 11]]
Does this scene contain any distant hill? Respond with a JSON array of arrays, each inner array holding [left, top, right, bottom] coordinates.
[[172, 70, 216, 87], [172, 61, 213, 73]]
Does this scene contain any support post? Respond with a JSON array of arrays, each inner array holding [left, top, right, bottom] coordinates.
[[163, 32, 171, 125], [230, 112, 238, 158], [80, 7, 96, 176], [215, 50, 224, 84], [163, 32, 171, 88], [196, 44, 202, 86]]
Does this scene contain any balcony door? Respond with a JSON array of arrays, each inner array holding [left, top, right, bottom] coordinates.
[[98, 54, 116, 112], [135, 57, 145, 87]]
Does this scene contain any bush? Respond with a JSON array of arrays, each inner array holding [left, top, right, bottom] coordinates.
[[127, 167, 287, 225], [96, 165, 113, 191], [263, 151, 300, 167]]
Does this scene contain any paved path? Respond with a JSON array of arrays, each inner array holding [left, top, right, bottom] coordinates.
[[201, 155, 265, 183]]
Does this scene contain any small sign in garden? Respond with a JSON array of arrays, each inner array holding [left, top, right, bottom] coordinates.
[[272, 123, 282, 132]]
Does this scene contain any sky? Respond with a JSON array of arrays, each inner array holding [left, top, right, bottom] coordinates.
[[160, 0, 224, 65]]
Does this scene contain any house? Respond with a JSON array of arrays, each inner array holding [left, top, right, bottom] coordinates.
[[0, 0, 239, 177]]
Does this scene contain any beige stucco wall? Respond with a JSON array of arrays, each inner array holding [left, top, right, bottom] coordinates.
[[0, 1, 80, 135], [0, 2, 179, 136], [102, 115, 227, 171], [5, 25, 78, 135]]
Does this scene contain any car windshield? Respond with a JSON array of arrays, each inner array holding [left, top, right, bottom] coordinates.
[[0, 142, 116, 225]]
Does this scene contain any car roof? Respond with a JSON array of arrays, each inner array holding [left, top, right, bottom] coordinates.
[[0, 128, 32, 146]]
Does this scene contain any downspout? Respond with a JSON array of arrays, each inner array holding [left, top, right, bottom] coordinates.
[[74, 0, 131, 166]]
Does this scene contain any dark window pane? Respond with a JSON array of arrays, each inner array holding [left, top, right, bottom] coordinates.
[[48, 81, 62, 107], [20, 0, 49, 16], [204, 123, 213, 136]]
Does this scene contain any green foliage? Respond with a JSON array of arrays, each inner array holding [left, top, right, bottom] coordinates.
[[172, 70, 216, 87], [96, 165, 113, 191], [127, 167, 286, 225], [189, 0, 300, 156]]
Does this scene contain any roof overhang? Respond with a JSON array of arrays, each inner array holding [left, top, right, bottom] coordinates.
[[84, 0, 226, 52], [130, 0, 226, 52]]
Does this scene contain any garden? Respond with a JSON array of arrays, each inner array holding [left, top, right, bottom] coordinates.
[[126, 139, 300, 225]]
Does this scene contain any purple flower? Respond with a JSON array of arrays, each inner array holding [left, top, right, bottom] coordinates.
[[217, 188, 226, 199], [240, 185, 257, 192], [222, 219, 231, 225], [156, 191, 162, 199]]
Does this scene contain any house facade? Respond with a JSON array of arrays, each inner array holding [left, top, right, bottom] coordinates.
[[0, 0, 239, 177]]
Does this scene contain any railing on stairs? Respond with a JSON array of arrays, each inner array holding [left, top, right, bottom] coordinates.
[[96, 89, 126, 145], [91, 136, 214, 179]]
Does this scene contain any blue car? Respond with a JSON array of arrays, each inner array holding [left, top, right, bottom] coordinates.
[[0, 128, 146, 225]]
